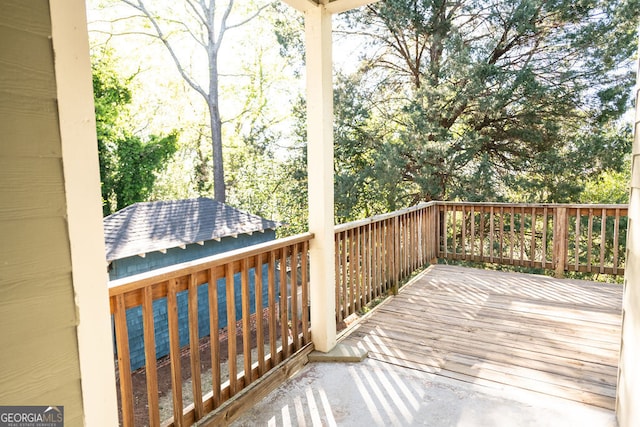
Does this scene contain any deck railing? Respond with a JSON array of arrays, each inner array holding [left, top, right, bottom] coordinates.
[[109, 233, 312, 426], [109, 201, 628, 426], [334, 202, 439, 323], [437, 202, 628, 277]]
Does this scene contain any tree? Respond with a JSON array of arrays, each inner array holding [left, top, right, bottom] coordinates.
[[117, 0, 271, 204], [93, 52, 178, 215], [332, 73, 394, 220], [331, 0, 637, 213], [225, 44, 310, 234], [277, 97, 310, 235]]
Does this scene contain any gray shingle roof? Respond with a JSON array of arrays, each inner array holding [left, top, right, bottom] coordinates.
[[103, 198, 279, 261]]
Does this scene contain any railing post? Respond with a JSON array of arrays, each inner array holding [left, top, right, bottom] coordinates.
[[440, 205, 447, 259], [554, 207, 568, 278], [430, 204, 438, 262], [393, 215, 400, 294]]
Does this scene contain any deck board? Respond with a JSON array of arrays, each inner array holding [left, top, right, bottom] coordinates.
[[340, 264, 623, 410]]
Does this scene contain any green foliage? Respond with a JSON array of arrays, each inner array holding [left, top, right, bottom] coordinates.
[[90, 0, 637, 232], [109, 133, 178, 211], [273, 97, 309, 236], [223, 34, 309, 235], [276, 145, 309, 236], [333, 73, 389, 220], [580, 165, 631, 205], [225, 135, 284, 227], [328, 0, 637, 219], [271, 3, 305, 75], [92, 51, 178, 215]]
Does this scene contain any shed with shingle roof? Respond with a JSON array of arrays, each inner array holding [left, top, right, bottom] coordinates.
[[104, 197, 279, 266], [104, 197, 280, 280], [104, 198, 281, 370]]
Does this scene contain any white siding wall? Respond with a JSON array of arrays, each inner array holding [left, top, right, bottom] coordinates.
[[617, 35, 640, 427]]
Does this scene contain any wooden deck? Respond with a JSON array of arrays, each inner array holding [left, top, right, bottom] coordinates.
[[340, 264, 623, 410]]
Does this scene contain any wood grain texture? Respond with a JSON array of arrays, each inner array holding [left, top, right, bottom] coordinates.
[[240, 258, 252, 385], [1, 1, 51, 36], [0, 218, 71, 280], [0, 272, 77, 343], [114, 295, 134, 426], [0, 17, 60, 158], [187, 274, 204, 420], [143, 286, 160, 426], [207, 269, 221, 408], [0, 32, 55, 98], [167, 280, 184, 426], [340, 264, 622, 410], [0, 327, 82, 401]]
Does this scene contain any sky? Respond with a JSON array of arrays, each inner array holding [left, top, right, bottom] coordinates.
[[85, 0, 367, 140]]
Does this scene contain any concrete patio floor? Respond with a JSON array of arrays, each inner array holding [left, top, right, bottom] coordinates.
[[230, 357, 617, 427]]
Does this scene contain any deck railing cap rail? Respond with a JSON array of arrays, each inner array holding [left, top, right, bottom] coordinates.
[[437, 201, 628, 210], [334, 201, 437, 233], [108, 232, 314, 296]]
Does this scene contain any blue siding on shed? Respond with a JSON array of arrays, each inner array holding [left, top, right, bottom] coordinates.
[[123, 265, 276, 370], [109, 231, 276, 280], [110, 231, 278, 370]]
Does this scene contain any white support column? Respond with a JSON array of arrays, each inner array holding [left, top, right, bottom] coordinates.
[[617, 28, 640, 427], [50, 1, 119, 424], [305, 5, 337, 352]]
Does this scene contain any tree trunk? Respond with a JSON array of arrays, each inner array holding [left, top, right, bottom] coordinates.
[[209, 101, 225, 203], [209, 44, 226, 203]]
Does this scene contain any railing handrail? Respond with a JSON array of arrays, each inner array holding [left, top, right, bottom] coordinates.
[[334, 201, 438, 233], [335, 202, 629, 235], [437, 201, 628, 210], [109, 232, 314, 296]]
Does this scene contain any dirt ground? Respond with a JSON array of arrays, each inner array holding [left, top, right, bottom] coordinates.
[[115, 308, 345, 426], [115, 312, 271, 426]]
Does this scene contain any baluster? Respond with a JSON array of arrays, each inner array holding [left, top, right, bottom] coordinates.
[[167, 278, 184, 426], [614, 209, 620, 275], [280, 246, 289, 359], [225, 264, 238, 395], [114, 294, 134, 427], [142, 286, 159, 426], [241, 258, 252, 386], [301, 240, 310, 344], [207, 268, 221, 408], [291, 244, 300, 350], [187, 273, 203, 419], [575, 208, 581, 272], [255, 254, 266, 376]]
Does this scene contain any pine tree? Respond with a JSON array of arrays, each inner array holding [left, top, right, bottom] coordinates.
[[329, 0, 637, 216]]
